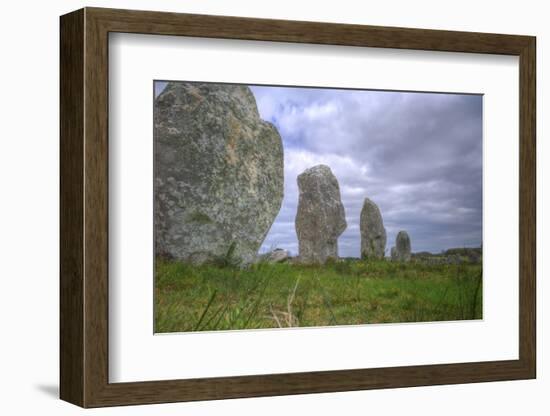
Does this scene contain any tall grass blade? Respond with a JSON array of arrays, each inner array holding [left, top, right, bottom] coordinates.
[[193, 289, 217, 331]]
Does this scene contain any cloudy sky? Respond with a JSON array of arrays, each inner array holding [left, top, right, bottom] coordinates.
[[251, 85, 482, 257], [155, 82, 483, 257]]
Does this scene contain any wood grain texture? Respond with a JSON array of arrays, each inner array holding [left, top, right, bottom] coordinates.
[[89, 7, 532, 54], [518, 38, 536, 375], [59, 7, 537, 408], [83, 10, 110, 406], [59, 8, 84, 407]]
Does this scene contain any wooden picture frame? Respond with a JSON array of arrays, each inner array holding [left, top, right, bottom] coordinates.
[[60, 7, 536, 408]]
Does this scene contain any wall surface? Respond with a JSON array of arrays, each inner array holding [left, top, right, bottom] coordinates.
[[0, 0, 546, 414]]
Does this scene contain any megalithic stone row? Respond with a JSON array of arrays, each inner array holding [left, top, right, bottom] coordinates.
[[154, 82, 284, 264], [360, 198, 387, 259], [295, 165, 347, 264], [393, 230, 412, 262]]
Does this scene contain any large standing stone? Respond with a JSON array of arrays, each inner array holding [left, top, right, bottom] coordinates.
[[295, 165, 347, 263], [360, 198, 387, 259], [393, 231, 412, 262], [154, 82, 284, 264]]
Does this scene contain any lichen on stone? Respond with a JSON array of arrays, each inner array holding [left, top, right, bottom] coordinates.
[[154, 82, 284, 265]]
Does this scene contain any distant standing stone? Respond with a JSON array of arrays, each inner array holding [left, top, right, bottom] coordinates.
[[390, 246, 397, 261], [154, 82, 284, 264], [360, 198, 387, 259], [295, 165, 347, 264], [259, 248, 290, 263], [394, 231, 412, 262]]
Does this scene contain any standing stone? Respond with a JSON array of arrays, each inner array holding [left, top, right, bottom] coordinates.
[[295, 165, 347, 264], [394, 231, 412, 262], [154, 82, 284, 264], [360, 198, 387, 259], [390, 246, 397, 261], [259, 248, 290, 263]]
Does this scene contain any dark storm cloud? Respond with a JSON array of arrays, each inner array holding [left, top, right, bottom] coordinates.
[[251, 85, 483, 256]]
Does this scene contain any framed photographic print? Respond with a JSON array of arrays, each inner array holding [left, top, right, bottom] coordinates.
[[60, 7, 536, 408]]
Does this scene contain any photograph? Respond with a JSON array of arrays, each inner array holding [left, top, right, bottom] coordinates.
[[153, 80, 483, 333]]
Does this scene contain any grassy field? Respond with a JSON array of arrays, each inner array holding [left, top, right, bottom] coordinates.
[[155, 257, 482, 333]]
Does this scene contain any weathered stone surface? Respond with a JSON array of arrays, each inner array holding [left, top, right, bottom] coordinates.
[[360, 198, 387, 259], [154, 82, 284, 264], [393, 231, 411, 262], [259, 248, 290, 263], [295, 165, 347, 264]]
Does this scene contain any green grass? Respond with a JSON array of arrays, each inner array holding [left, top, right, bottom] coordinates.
[[154, 257, 482, 333]]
